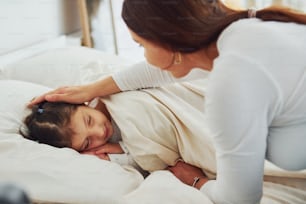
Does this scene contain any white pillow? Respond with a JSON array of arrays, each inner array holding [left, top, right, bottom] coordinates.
[[0, 80, 51, 135], [0, 46, 132, 88], [0, 80, 143, 204], [0, 35, 67, 68]]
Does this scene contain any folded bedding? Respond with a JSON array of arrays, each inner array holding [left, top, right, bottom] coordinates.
[[102, 79, 217, 178]]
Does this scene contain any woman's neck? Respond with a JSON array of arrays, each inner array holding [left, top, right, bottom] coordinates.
[[185, 41, 218, 71]]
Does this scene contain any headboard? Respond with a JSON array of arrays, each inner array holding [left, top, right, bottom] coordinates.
[[0, 0, 81, 56]]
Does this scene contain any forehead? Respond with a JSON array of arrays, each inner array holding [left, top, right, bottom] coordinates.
[[128, 28, 173, 52], [70, 106, 84, 122], [69, 107, 86, 150]]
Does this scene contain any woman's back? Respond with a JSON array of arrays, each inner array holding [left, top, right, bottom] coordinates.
[[214, 18, 306, 170], [202, 18, 306, 203]]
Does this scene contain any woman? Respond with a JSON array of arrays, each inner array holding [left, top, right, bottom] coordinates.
[[29, 0, 306, 203]]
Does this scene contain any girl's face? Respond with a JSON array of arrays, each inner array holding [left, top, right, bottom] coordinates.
[[69, 106, 114, 152], [129, 29, 192, 78]]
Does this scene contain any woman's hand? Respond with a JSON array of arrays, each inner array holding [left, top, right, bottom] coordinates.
[[28, 84, 95, 107], [28, 76, 121, 107], [82, 143, 124, 161], [167, 161, 208, 189]]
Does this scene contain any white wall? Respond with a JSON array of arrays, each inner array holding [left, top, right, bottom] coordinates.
[[91, 0, 145, 63], [0, 0, 80, 55], [91, 0, 116, 54]]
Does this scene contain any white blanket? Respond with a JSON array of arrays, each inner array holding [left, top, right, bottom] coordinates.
[[103, 79, 217, 178], [124, 171, 306, 204], [102, 79, 306, 203]]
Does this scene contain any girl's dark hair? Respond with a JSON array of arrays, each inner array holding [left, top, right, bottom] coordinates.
[[21, 102, 81, 148], [122, 0, 306, 53]]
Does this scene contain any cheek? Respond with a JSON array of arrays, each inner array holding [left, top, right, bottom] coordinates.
[[71, 135, 83, 150], [95, 112, 107, 124]]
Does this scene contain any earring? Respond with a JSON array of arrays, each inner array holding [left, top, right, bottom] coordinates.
[[174, 52, 182, 65]]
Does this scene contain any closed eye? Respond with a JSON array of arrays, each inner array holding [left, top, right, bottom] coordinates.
[[87, 115, 92, 127], [132, 38, 143, 47]]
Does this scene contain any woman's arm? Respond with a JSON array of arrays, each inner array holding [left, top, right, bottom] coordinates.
[[28, 61, 157, 106], [113, 61, 208, 91], [28, 61, 207, 106]]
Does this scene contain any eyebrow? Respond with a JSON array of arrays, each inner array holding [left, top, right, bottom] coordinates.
[[132, 37, 139, 43]]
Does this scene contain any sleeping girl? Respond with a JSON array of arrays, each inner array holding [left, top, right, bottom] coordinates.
[[22, 80, 214, 187], [21, 99, 147, 176]]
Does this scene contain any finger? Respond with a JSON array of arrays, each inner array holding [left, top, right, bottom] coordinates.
[[94, 148, 107, 154], [27, 94, 47, 107], [94, 144, 109, 154], [54, 86, 69, 94], [27, 87, 65, 107], [44, 93, 67, 102], [94, 147, 119, 154], [44, 86, 77, 103], [97, 153, 110, 161]]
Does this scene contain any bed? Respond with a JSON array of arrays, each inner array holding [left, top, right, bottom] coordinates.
[[1, 0, 306, 201], [0, 37, 306, 204]]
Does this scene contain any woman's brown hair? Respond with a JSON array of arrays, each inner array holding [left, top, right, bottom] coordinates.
[[122, 0, 306, 53], [21, 102, 81, 148]]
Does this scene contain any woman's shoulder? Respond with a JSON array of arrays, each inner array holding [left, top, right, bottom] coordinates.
[[218, 18, 306, 51], [217, 19, 270, 50], [219, 18, 289, 38]]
